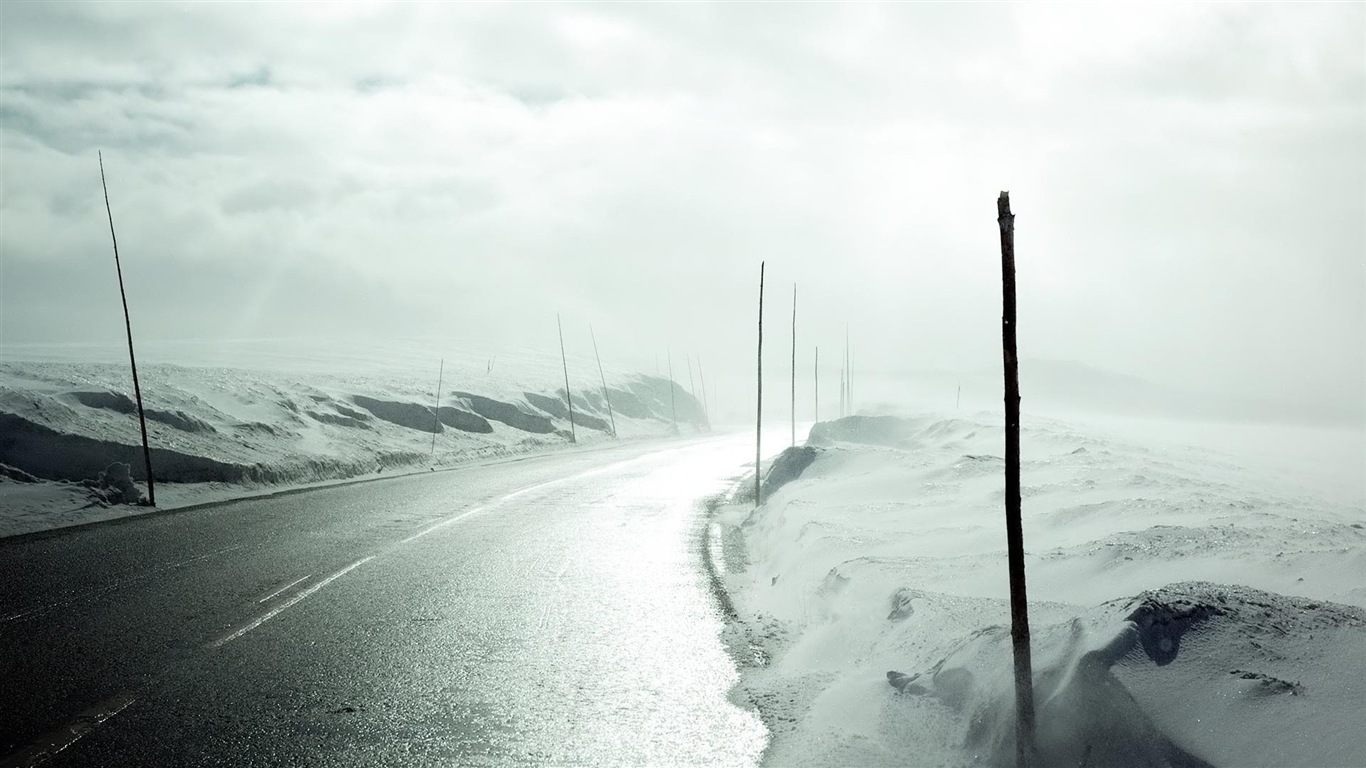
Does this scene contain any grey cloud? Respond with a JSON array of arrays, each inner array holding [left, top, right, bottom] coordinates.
[[227, 67, 273, 90], [221, 180, 319, 216]]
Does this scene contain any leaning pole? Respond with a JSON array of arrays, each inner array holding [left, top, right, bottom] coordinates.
[[755, 262, 765, 508], [99, 152, 155, 506], [790, 283, 797, 447], [589, 324, 616, 438], [558, 314, 576, 444]]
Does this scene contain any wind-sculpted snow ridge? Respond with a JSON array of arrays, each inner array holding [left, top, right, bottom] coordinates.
[[881, 583, 1365, 767], [0, 361, 703, 537], [710, 411, 1365, 767]]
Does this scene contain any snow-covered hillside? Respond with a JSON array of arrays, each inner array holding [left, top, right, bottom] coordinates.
[[0, 356, 705, 537], [713, 412, 1366, 767]]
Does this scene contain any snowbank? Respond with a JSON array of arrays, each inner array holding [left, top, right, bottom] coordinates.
[[0, 360, 705, 537], [713, 412, 1366, 767]]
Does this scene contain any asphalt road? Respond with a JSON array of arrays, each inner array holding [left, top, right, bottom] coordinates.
[[0, 434, 768, 767]]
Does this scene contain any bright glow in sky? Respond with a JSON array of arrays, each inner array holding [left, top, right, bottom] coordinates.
[[1, 2, 1362, 421]]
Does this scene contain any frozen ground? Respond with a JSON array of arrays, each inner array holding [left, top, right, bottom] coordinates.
[[0, 348, 706, 537], [713, 411, 1365, 767]]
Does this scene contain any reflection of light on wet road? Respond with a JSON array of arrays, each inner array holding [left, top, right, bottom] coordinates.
[[391, 432, 776, 765], [0, 429, 793, 766]]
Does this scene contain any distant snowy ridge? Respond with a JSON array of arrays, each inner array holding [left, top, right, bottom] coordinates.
[[0, 360, 705, 536], [713, 412, 1365, 767]]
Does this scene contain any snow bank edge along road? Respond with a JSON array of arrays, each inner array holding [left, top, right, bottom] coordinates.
[[713, 412, 1366, 767], [0, 360, 707, 538]]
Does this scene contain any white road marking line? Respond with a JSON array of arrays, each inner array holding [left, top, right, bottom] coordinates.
[[0, 693, 136, 768], [1, 445, 686, 764], [399, 474, 581, 545], [256, 574, 313, 603], [399, 505, 488, 544], [208, 557, 373, 648]]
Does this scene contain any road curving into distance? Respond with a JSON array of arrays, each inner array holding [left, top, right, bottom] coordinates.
[[0, 433, 768, 767]]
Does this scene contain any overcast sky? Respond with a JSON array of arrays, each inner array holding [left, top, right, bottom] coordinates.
[[1, 2, 1362, 418]]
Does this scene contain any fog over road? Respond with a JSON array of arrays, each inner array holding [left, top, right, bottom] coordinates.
[[0, 435, 767, 767]]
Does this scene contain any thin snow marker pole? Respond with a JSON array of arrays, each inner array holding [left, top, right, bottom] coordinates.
[[755, 261, 765, 508], [558, 314, 576, 444], [814, 346, 819, 422], [430, 358, 443, 457], [99, 152, 155, 507], [957, 384, 962, 410], [590, 324, 616, 438], [790, 283, 796, 447], [998, 191, 1037, 767]]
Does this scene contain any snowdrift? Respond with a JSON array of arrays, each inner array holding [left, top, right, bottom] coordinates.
[[0, 360, 705, 536], [714, 412, 1365, 767]]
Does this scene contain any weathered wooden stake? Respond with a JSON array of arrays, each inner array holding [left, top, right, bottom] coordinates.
[[998, 191, 1037, 767], [790, 283, 797, 447], [430, 358, 443, 457], [755, 261, 765, 507], [558, 314, 576, 444], [590, 324, 616, 438], [99, 152, 155, 506]]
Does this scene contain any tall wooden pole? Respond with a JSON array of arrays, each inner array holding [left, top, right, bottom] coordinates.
[[790, 284, 797, 447], [755, 262, 765, 507], [998, 191, 1036, 767], [590, 324, 616, 437], [558, 314, 576, 444], [430, 358, 443, 457], [99, 152, 155, 506]]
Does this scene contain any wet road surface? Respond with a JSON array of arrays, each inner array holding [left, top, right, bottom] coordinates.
[[0, 435, 767, 766]]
